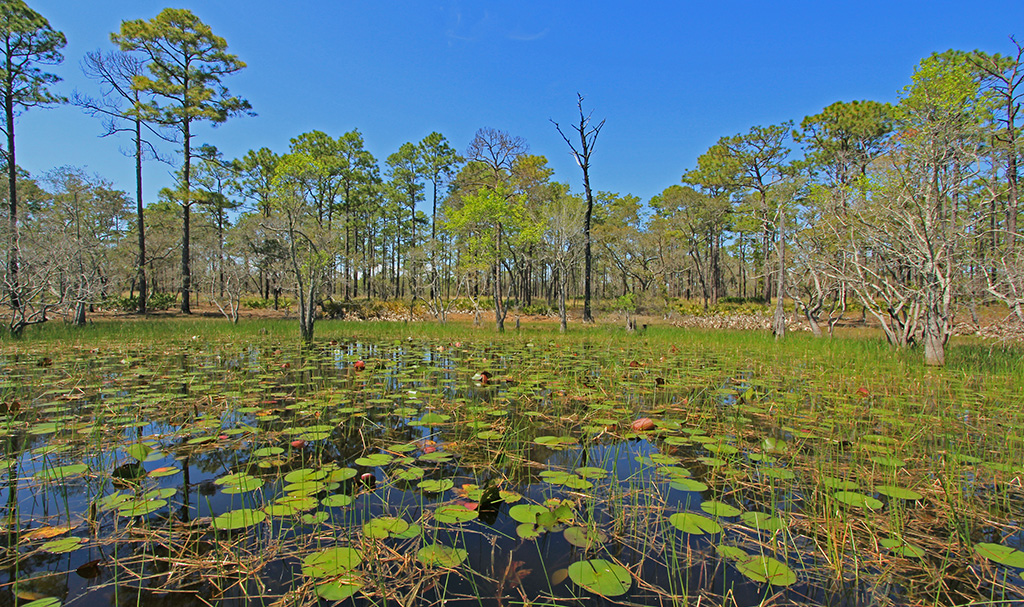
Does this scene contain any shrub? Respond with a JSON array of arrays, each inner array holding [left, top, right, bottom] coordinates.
[[148, 293, 176, 311], [107, 295, 139, 312], [520, 302, 552, 316], [243, 297, 293, 310]]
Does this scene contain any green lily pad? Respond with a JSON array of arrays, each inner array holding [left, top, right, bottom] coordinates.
[[760, 467, 796, 480], [302, 547, 363, 577], [124, 443, 153, 462], [327, 467, 358, 482], [735, 555, 797, 586], [668, 512, 722, 535], [363, 517, 409, 539], [320, 494, 354, 508], [284, 468, 327, 484], [509, 504, 548, 524], [36, 464, 88, 481], [301, 511, 330, 525], [315, 578, 363, 601], [418, 479, 454, 493], [534, 435, 577, 449], [975, 543, 1024, 568], [417, 543, 468, 567], [118, 499, 166, 517], [434, 505, 479, 524], [354, 453, 394, 467], [394, 467, 425, 481], [21, 599, 61, 607], [575, 466, 609, 479], [880, 538, 926, 558], [252, 446, 284, 457], [820, 476, 858, 491], [40, 536, 83, 553], [833, 491, 883, 510], [564, 526, 607, 549], [669, 478, 709, 493], [740, 511, 786, 532], [701, 501, 740, 518], [567, 559, 632, 597], [413, 412, 451, 426], [221, 475, 264, 494], [212, 508, 266, 530], [265, 495, 318, 516]]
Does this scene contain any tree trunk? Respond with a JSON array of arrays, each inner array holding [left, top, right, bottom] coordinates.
[[6, 74, 19, 311], [558, 265, 568, 333], [135, 115, 147, 314], [180, 116, 192, 314], [771, 221, 786, 339], [923, 305, 945, 366], [74, 301, 86, 326]]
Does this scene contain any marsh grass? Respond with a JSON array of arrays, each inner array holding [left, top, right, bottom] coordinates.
[[0, 319, 1021, 606]]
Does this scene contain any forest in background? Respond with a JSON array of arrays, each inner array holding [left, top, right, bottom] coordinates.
[[2, 4, 1023, 366]]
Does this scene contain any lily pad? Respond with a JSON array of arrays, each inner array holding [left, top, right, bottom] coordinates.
[[567, 559, 632, 597], [509, 504, 548, 524], [735, 555, 797, 586], [21, 599, 61, 607], [820, 476, 858, 491], [564, 526, 608, 549], [880, 538, 926, 558], [534, 435, 577, 449], [833, 491, 883, 510], [516, 523, 543, 539], [418, 479, 454, 493], [669, 478, 709, 493], [315, 579, 363, 601], [701, 501, 740, 518], [40, 536, 83, 553], [363, 517, 409, 539], [668, 512, 722, 535], [434, 505, 479, 524], [740, 511, 786, 532], [212, 508, 266, 530], [302, 547, 363, 577], [118, 498, 166, 517], [36, 464, 88, 481], [975, 543, 1024, 568], [320, 494, 354, 508], [417, 543, 468, 567]]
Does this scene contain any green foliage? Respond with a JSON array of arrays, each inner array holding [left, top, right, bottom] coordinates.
[[108, 293, 176, 312], [672, 298, 771, 317], [610, 293, 637, 312], [148, 293, 176, 310], [112, 9, 250, 130], [0, 0, 67, 110], [243, 297, 293, 311]]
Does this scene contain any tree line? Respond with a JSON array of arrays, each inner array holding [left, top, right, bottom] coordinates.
[[1, 2, 1022, 366]]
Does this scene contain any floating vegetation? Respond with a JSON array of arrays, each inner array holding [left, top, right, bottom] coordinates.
[[0, 325, 1021, 606]]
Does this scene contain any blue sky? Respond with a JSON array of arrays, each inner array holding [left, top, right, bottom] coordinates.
[[20, 0, 1024, 210]]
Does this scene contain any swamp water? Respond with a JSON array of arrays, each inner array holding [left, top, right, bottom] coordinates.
[[0, 334, 1022, 606]]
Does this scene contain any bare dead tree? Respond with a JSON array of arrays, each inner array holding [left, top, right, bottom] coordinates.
[[552, 94, 604, 323]]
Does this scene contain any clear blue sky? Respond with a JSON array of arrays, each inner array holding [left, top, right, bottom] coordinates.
[[20, 0, 1024, 209]]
